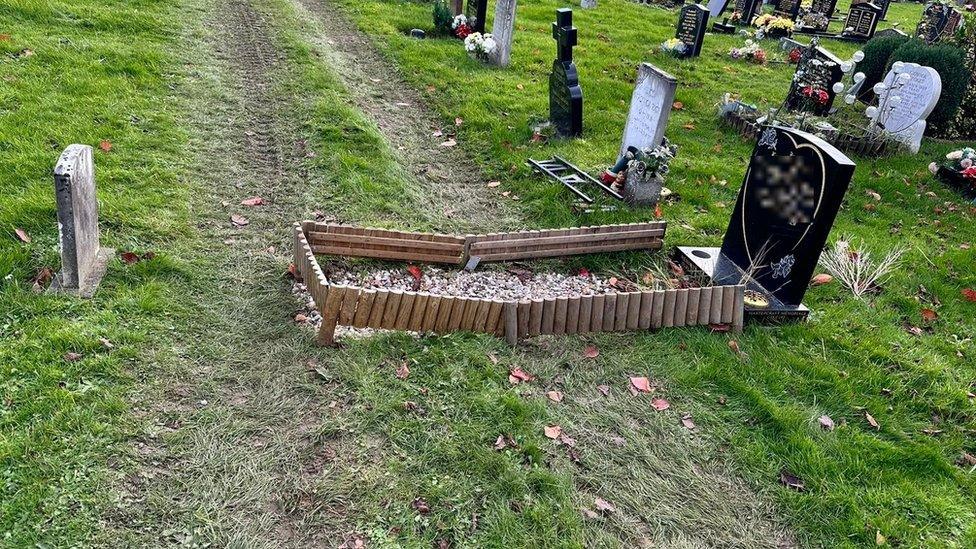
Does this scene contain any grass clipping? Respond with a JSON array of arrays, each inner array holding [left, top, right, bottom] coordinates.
[[818, 237, 905, 298]]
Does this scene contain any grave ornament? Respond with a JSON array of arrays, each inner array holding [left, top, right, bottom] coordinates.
[[916, 1, 964, 44], [868, 62, 942, 153], [51, 144, 114, 298]]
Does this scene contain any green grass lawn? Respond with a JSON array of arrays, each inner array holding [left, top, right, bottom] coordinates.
[[2, 0, 975, 546]]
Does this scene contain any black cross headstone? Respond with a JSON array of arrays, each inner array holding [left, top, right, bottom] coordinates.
[[465, 0, 489, 34], [675, 4, 709, 58], [676, 126, 856, 320], [784, 40, 844, 115], [841, 2, 881, 42], [549, 9, 583, 138]]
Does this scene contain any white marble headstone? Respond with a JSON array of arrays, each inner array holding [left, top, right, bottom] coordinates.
[[489, 0, 518, 67], [876, 63, 941, 154], [619, 63, 678, 159]]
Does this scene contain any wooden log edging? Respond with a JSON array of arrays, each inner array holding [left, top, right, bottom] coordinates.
[[293, 222, 744, 345]]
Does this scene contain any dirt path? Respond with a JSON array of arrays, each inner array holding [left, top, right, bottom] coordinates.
[[293, 0, 519, 232]]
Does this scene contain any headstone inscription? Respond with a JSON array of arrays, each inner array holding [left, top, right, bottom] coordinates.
[[916, 1, 963, 44], [675, 4, 709, 58], [490, 0, 518, 67], [784, 41, 844, 115], [549, 8, 583, 138], [676, 126, 856, 320], [618, 63, 678, 160], [872, 63, 942, 153], [581, 0, 597, 8], [465, 0, 489, 34], [774, 0, 802, 20], [811, 0, 837, 18], [841, 2, 881, 42], [51, 145, 113, 298]]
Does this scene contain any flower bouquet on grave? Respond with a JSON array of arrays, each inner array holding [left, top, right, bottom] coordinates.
[[464, 32, 497, 62], [752, 14, 795, 39], [795, 10, 830, 33], [930, 147, 976, 199], [729, 39, 768, 64], [660, 38, 688, 57], [603, 140, 678, 207], [452, 14, 473, 39]]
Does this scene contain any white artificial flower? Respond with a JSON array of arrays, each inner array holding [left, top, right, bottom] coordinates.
[[947, 150, 964, 160], [929, 162, 938, 174]]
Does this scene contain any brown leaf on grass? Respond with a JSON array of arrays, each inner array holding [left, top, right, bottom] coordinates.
[[240, 196, 264, 206], [682, 123, 696, 130], [865, 412, 880, 430], [778, 470, 805, 492], [486, 352, 499, 365], [0, 34, 10, 42], [597, 384, 610, 396], [681, 414, 696, 430], [19, 49, 34, 58], [818, 415, 835, 431], [544, 424, 562, 439], [98, 337, 113, 349], [672, 101, 684, 110], [667, 260, 685, 277], [32, 267, 52, 291], [630, 377, 652, 393], [230, 214, 249, 226], [411, 497, 431, 515], [294, 313, 308, 323], [558, 433, 576, 447], [98, 140, 112, 153], [651, 397, 670, 411], [494, 434, 517, 450], [454, 117, 463, 126], [440, 138, 457, 147], [395, 363, 410, 380], [654, 203, 663, 219], [63, 352, 82, 362], [962, 288, 976, 302], [958, 452, 976, 467], [905, 325, 924, 337], [583, 345, 600, 359], [709, 324, 731, 333], [546, 390, 564, 402], [581, 508, 599, 519], [406, 265, 422, 291], [594, 497, 615, 513], [508, 367, 534, 384], [921, 308, 938, 322], [728, 339, 742, 355], [486, 181, 501, 188], [119, 251, 141, 264], [13, 227, 31, 244], [811, 273, 834, 286], [285, 263, 299, 280]]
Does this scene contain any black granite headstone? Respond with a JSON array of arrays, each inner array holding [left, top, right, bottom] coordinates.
[[841, 2, 881, 42], [677, 126, 855, 319], [675, 4, 709, 58], [811, 0, 837, 19], [732, 0, 761, 25], [774, 0, 802, 20], [549, 9, 583, 138], [465, 0, 489, 34], [915, 1, 964, 44], [784, 41, 844, 115]]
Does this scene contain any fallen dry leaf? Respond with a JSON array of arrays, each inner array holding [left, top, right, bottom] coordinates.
[[546, 390, 564, 403], [811, 273, 834, 286], [119, 251, 141, 264], [681, 414, 696, 430], [597, 384, 610, 396], [440, 139, 457, 147], [594, 497, 615, 513], [411, 497, 431, 515], [559, 433, 576, 447], [99, 337, 114, 349], [778, 470, 805, 491], [672, 101, 684, 110], [395, 363, 410, 380], [583, 345, 600, 359], [709, 323, 731, 333], [921, 308, 938, 323], [99, 140, 112, 153], [63, 352, 82, 362], [486, 181, 501, 188], [630, 376, 652, 393], [0, 34, 10, 42], [654, 203, 663, 219], [32, 267, 53, 291], [230, 214, 249, 226], [818, 415, 835, 431], [240, 196, 264, 206], [454, 117, 463, 126], [865, 411, 880, 430], [875, 530, 886, 545], [13, 228, 30, 244], [509, 367, 534, 384], [543, 424, 562, 439], [728, 339, 742, 355], [962, 288, 976, 303], [651, 398, 670, 411], [294, 313, 308, 323]]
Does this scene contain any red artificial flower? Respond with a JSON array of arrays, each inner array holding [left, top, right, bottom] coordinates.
[[962, 166, 976, 179], [802, 85, 814, 97], [816, 89, 829, 105], [788, 48, 802, 63], [455, 23, 471, 39]]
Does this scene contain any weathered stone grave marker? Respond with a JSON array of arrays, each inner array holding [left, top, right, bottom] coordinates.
[[916, 0, 964, 44], [676, 126, 856, 320], [549, 8, 583, 137], [675, 4, 709, 58], [51, 145, 113, 298], [841, 2, 881, 42], [489, 0, 517, 67], [872, 62, 942, 153], [618, 63, 678, 159]]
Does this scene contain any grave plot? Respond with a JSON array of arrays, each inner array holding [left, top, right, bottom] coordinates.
[[292, 221, 745, 345]]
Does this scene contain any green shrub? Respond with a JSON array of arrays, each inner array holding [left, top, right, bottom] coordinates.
[[858, 34, 910, 100], [947, 13, 976, 138], [889, 39, 970, 136], [433, 0, 454, 36]]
